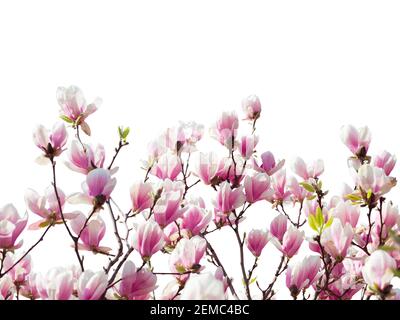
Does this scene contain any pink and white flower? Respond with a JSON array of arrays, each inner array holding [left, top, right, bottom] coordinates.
[[242, 95, 261, 121], [0, 204, 27, 249], [246, 229, 270, 257], [131, 220, 165, 260], [114, 261, 157, 300], [212, 182, 245, 214], [77, 270, 108, 300]]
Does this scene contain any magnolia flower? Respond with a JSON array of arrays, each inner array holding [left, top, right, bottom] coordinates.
[[169, 236, 207, 273], [192, 152, 221, 185], [340, 125, 371, 156], [332, 200, 360, 228], [374, 202, 399, 240], [65, 141, 105, 174], [286, 256, 321, 298], [33, 122, 68, 163], [38, 267, 75, 300], [272, 225, 304, 258], [70, 212, 110, 254], [25, 186, 76, 229], [0, 275, 14, 300], [176, 121, 204, 153], [57, 85, 101, 136], [77, 270, 108, 300], [362, 250, 396, 293], [373, 151, 396, 176], [244, 173, 273, 203], [246, 229, 270, 257], [291, 157, 324, 181], [213, 182, 245, 214], [270, 169, 291, 203], [252, 151, 285, 176], [69, 168, 117, 209], [114, 261, 157, 300], [242, 95, 261, 121], [180, 273, 226, 300], [130, 181, 154, 213], [2, 253, 31, 284], [356, 164, 395, 198], [321, 219, 353, 260], [131, 220, 165, 260], [20, 273, 41, 300], [210, 111, 239, 149], [287, 176, 309, 202], [181, 205, 212, 236], [0, 204, 28, 249], [153, 190, 184, 228], [238, 135, 259, 159], [152, 153, 182, 181], [270, 214, 288, 243]]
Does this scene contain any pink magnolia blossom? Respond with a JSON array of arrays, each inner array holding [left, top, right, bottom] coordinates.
[[130, 181, 154, 213], [37, 267, 75, 300], [57, 85, 100, 136], [0, 275, 14, 300], [20, 273, 41, 300], [152, 153, 182, 181], [181, 205, 212, 236], [340, 125, 371, 156], [356, 164, 395, 197], [244, 173, 273, 203], [33, 122, 68, 162], [0, 204, 27, 249], [3, 253, 31, 284], [131, 220, 165, 260], [115, 261, 157, 300], [238, 135, 259, 159], [180, 273, 225, 300], [362, 250, 396, 292], [270, 214, 288, 242], [321, 219, 353, 260], [176, 121, 204, 153], [332, 200, 360, 228], [272, 225, 304, 258], [70, 212, 110, 254], [252, 151, 285, 176], [286, 256, 321, 298], [270, 168, 291, 203], [153, 190, 184, 228], [242, 95, 261, 121], [69, 168, 117, 209], [246, 229, 270, 257], [65, 140, 105, 174], [287, 176, 309, 202], [374, 201, 399, 241], [212, 182, 245, 214], [291, 157, 324, 181], [169, 236, 207, 273], [192, 152, 221, 185], [215, 156, 245, 185], [25, 186, 76, 229], [77, 270, 108, 300], [373, 150, 396, 176], [210, 111, 239, 149]]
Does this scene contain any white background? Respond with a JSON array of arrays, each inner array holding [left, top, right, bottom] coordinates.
[[1, 0, 400, 299]]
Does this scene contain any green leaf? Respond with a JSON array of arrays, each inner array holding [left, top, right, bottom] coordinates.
[[300, 182, 315, 193], [249, 277, 257, 285], [393, 269, 400, 278], [367, 189, 373, 200], [308, 214, 318, 232], [316, 206, 324, 228], [60, 115, 74, 124], [323, 216, 334, 230], [122, 127, 130, 139], [345, 193, 362, 202]]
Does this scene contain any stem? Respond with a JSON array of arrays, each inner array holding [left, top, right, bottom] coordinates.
[[76, 126, 86, 152], [51, 158, 84, 271], [204, 239, 239, 300], [257, 255, 288, 300], [0, 224, 52, 277], [108, 140, 129, 170], [104, 201, 124, 274]]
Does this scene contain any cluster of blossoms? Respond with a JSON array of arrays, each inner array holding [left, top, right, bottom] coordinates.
[[1, 86, 400, 301]]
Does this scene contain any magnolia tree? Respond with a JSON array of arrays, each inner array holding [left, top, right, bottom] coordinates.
[[0, 86, 400, 301]]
